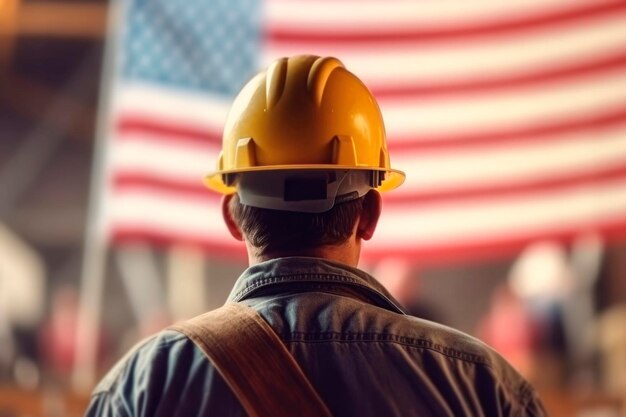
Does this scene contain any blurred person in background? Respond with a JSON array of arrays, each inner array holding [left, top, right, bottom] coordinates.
[[373, 257, 443, 323], [477, 283, 541, 380], [0, 312, 16, 381], [40, 285, 108, 384], [84, 55, 546, 416]]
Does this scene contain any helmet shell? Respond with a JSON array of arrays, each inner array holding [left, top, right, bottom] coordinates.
[[205, 55, 405, 195]]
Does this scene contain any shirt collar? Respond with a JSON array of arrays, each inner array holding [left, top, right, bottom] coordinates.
[[227, 256, 405, 314]]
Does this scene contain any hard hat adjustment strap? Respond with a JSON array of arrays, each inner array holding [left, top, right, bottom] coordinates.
[[369, 170, 384, 188], [230, 169, 377, 212]]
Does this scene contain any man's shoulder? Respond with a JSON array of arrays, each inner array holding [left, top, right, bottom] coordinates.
[[92, 330, 191, 395], [396, 313, 540, 406], [86, 327, 244, 417], [355, 309, 545, 413]]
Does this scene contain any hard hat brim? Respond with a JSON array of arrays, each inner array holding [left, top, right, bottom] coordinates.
[[204, 165, 405, 195]]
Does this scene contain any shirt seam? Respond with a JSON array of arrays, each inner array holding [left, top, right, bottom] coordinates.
[[283, 333, 488, 364], [89, 391, 132, 417], [111, 392, 133, 417], [513, 381, 539, 417], [284, 336, 531, 404], [232, 273, 360, 299]]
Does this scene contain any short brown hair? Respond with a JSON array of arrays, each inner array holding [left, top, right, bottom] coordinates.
[[228, 193, 365, 254]]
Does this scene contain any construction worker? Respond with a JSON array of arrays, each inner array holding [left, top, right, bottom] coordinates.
[[85, 55, 547, 416]]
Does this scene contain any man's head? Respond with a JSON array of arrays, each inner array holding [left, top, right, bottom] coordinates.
[[222, 190, 381, 264], [205, 55, 404, 263]]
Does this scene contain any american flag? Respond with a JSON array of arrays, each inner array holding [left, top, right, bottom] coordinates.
[[100, 0, 626, 266]]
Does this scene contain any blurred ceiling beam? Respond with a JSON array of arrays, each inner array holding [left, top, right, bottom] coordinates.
[[0, 54, 97, 217], [15, 2, 106, 39], [1, 73, 96, 143], [1, 1, 106, 69], [9, 206, 86, 246], [0, 0, 20, 66]]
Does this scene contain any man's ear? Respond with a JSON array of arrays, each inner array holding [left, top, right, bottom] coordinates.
[[222, 194, 244, 241], [356, 190, 382, 241]]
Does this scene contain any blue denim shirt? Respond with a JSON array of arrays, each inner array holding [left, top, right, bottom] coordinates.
[[86, 257, 547, 417]]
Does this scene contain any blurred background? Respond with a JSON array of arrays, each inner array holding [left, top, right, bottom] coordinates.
[[1, 0, 626, 416]]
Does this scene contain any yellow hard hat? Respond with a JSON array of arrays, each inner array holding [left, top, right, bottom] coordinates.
[[205, 55, 405, 212]]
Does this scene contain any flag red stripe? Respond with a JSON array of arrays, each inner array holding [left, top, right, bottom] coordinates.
[[391, 105, 626, 152], [110, 216, 626, 266], [374, 49, 626, 100], [385, 163, 626, 205], [112, 162, 626, 205], [113, 173, 218, 200], [117, 116, 222, 145], [111, 228, 247, 259], [115, 105, 626, 153], [267, 1, 626, 45]]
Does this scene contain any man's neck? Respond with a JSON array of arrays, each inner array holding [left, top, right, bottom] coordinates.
[[246, 240, 361, 268]]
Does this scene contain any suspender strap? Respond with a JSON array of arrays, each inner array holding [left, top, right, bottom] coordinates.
[[168, 303, 332, 417]]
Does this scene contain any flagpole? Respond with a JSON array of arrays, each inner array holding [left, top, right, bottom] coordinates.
[[72, 0, 124, 392]]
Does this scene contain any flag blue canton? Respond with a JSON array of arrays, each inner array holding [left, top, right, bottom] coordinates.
[[121, 0, 260, 96]]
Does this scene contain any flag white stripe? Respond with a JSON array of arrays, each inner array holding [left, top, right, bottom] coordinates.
[[266, 0, 611, 30], [109, 136, 216, 182], [113, 82, 231, 131], [108, 191, 231, 238]]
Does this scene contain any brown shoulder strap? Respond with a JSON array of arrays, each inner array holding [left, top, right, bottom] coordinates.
[[168, 303, 332, 417]]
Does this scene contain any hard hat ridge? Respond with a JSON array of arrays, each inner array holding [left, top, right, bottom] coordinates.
[[307, 56, 344, 106], [265, 57, 288, 109]]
